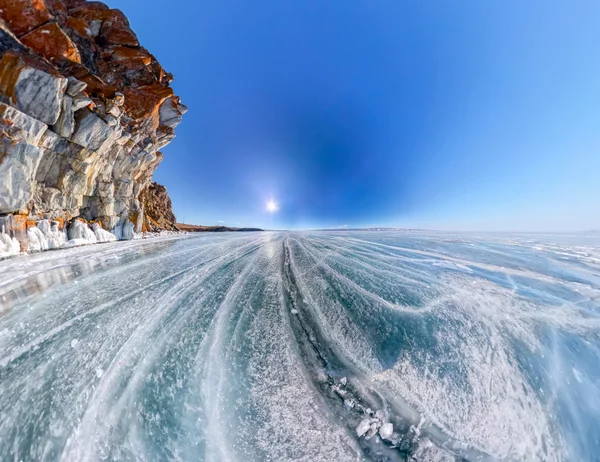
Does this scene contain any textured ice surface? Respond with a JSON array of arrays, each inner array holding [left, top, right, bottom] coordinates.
[[0, 231, 599, 461]]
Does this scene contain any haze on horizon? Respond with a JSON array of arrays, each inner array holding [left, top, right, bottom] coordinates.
[[110, 0, 600, 232]]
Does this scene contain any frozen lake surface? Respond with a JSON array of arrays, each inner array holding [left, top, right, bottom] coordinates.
[[0, 231, 599, 461]]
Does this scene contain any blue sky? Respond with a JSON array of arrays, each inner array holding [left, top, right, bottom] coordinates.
[[110, 0, 600, 231]]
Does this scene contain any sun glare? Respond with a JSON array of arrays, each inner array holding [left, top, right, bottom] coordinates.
[[266, 200, 279, 213]]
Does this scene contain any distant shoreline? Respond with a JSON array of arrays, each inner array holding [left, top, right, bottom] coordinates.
[[176, 223, 263, 233]]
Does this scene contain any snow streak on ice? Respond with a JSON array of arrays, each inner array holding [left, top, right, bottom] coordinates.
[[0, 231, 599, 461]]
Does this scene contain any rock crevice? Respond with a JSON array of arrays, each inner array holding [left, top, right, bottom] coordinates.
[[0, 0, 185, 252]]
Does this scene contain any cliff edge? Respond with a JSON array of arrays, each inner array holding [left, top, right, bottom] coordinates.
[[0, 0, 185, 253]]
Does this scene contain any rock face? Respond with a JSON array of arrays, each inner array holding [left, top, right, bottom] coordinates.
[[0, 0, 186, 250], [139, 182, 178, 232]]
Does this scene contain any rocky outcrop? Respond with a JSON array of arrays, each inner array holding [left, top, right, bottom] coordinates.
[[0, 0, 186, 252], [139, 182, 178, 232]]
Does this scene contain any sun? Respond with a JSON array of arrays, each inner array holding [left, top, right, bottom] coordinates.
[[266, 199, 279, 213]]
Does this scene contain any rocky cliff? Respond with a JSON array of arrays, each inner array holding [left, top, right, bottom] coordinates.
[[0, 0, 186, 255], [139, 182, 178, 232]]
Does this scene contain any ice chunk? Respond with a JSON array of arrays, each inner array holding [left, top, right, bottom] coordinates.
[[68, 220, 97, 245], [26, 220, 68, 252], [410, 438, 455, 462], [0, 230, 21, 257], [92, 223, 116, 243], [27, 226, 48, 252], [291, 309, 298, 314], [379, 423, 393, 440], [112, 218, 135, 241], [356, 418, 371, 437], [365, 423, 379, 440], [70, 339, 79, 348], [340, 376, 347, 386], [95, 368, 104, 378]]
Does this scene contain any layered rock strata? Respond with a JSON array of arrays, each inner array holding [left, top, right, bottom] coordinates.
[[139, 182, 178, 232], [0, 0, 186, 254]]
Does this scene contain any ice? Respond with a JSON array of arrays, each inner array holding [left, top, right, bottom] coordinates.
[[0, 229, 20, 258], [68, 220, 98, 245], [1, 219, 121, 259], [26, 220, 68, 252], [379, 422, 393, 440], [92, 223, 116, 243], [112, 218, 135, 241], [0, 230, 599, 461], [356, 418, 371, 437], [67, 221, 117, 247], [410, 438, 455, 462]]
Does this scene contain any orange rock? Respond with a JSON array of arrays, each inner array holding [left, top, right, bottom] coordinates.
[[26, 219, 36, 229], [45, 0, 68, 22], [100, 9, 138, 46], [110, 46, 152, 66], [66, 15, 92, 38], [54, 216, 65, 229], [21, 22, 82, 64], [13, 214, 27, 229], [0, 53, 22, 103], [70, 4, 138, 46], [68, 1, 108, 15], [123, 83, 173, 125], [0, 0, 53, 36]]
